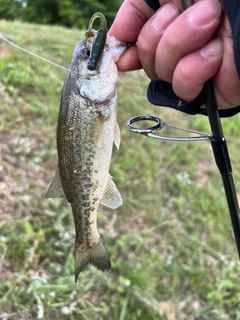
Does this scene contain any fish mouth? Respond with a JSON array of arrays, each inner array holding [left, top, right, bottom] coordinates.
[[84, 12, 107, 71]]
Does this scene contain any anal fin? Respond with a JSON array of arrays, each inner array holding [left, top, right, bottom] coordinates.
[[100, 175, 122, 209]]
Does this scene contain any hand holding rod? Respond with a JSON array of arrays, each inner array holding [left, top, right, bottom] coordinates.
[[181, 0, 240, 257]]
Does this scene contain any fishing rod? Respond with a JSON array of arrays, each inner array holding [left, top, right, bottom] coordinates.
[[126, 0, 240, 258]]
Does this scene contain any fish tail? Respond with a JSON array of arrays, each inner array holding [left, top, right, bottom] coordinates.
[[74, 238, 111, 282]]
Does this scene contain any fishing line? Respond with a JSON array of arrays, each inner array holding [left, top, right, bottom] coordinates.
[[0, 30, 205, 222], [0, 34, 70, 72]]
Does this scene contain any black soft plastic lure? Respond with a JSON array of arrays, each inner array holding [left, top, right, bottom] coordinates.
[[85, 12, 107, 71]]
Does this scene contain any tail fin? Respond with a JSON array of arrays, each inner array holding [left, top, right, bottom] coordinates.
[[74, 239, 111, 282]]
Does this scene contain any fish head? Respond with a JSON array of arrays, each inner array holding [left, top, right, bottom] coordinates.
[[70, 31, 127, 78], [68, 34, 95, 77], [68, 31, 127, 104]]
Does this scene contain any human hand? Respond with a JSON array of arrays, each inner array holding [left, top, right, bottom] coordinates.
[[109, 0, 240, 110]]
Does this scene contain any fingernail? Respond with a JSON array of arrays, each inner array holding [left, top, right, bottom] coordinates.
[[188, 0, 221, 27], [151, 3, 178, 32], [200, 38, 223, 59]]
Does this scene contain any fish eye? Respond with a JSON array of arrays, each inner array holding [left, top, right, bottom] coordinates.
[[84, 49, 91, 57]]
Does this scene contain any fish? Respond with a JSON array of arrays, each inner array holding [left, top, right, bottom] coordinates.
[[45, 13, 127, 282]]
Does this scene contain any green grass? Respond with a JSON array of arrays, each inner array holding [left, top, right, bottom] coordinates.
[[1, 19, 240, 319]]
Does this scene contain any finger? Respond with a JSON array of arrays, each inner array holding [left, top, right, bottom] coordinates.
[[160, 0, 186, 11], [108, 0, 154, 43], [155, 0, 222, 82], [115, 44, 142, 71], [160, 0, 198, 12], [172, 38, 223, 101], [137, 3, 179, 79]]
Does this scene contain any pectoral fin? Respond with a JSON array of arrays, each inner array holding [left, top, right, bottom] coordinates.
[[101, 175, 122, 209], [114, 122, 120, 149], [45, 168, 66, 199]]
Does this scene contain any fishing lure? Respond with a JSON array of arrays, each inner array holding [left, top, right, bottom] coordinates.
[[85, 12, 107, 71]]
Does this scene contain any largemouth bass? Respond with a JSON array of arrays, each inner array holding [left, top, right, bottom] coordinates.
[[45, 13, 126, 282]]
